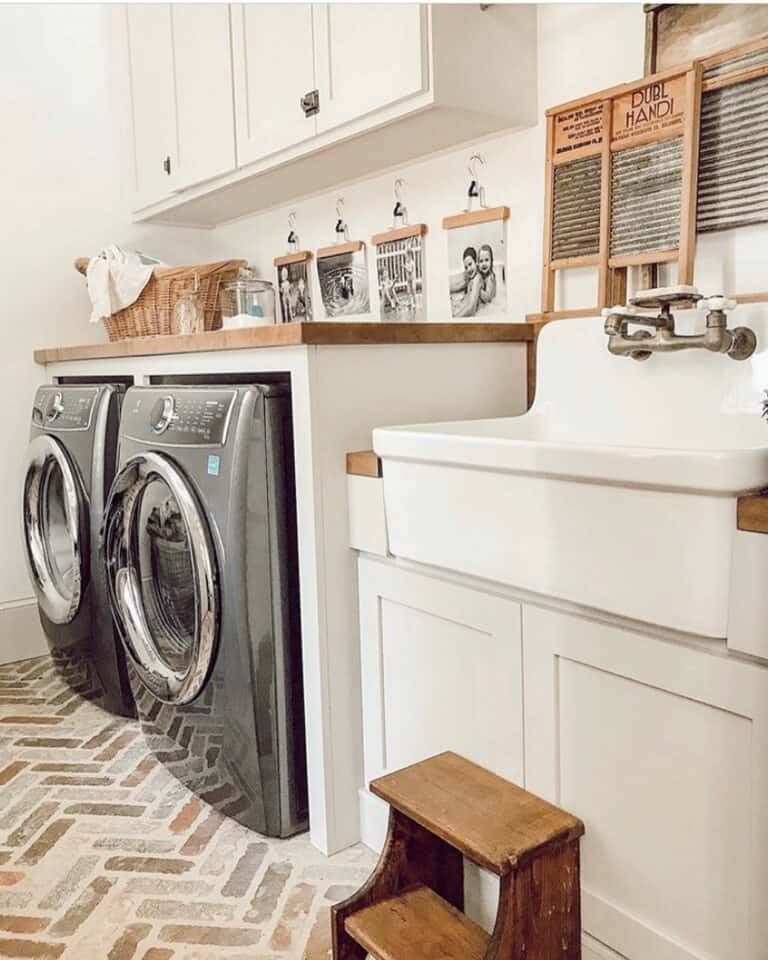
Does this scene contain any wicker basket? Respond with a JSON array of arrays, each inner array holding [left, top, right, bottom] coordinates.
[[75, 256, 247, 341]]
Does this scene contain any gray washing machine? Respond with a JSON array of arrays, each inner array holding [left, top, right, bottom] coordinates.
[[103, 385, 307, 838], [22, 385, 135, 716]]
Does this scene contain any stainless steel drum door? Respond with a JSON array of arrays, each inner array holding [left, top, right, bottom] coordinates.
[[105, 452, 219, 705], [23, 435, 87, 625]]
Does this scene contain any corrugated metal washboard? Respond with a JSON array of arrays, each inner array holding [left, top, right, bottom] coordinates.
[[698, 67, 768, 233], [610, 138, 683, 257], [551, 155, 601, 260]]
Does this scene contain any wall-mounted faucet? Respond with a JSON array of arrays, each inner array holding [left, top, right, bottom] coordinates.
[[603, 286, 757, 362]]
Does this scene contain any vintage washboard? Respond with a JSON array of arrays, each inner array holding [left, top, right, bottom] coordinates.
[[541, 64, 700, 318], [697, 38, 768, 235]]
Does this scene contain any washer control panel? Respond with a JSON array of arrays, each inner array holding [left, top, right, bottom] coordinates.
[[125, 388, 236, 446], [33, 387, 97, 431]]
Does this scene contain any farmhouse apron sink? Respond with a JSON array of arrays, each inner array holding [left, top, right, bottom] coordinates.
[[374, 313, 768, 638]]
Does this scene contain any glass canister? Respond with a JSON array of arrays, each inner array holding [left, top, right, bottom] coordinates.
[[173, 283, 204, 335], [220, 278, 276, 328]]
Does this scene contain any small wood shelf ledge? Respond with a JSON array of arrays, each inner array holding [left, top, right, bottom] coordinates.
[[34, 321, 535, 365], [737, 495, 768, 534], [346, 450, 382, 478], [333, 752, 585, 960]]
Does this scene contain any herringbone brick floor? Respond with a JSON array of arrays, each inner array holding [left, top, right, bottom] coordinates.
[[0, 656, 375, 959]]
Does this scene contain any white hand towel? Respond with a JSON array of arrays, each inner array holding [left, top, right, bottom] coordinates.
[[86, 244, 164, 323]]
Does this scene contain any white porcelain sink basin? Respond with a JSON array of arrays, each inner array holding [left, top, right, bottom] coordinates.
[[374, 313, 768, 638]]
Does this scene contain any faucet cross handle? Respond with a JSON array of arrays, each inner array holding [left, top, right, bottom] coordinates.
[[703, 295, 737, 312]]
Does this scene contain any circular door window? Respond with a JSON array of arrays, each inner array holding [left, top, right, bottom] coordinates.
[[105, 452, 219, 704], [22, 435, 87, 625]]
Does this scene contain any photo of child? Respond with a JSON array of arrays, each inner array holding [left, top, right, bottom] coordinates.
[[376, 233, 425, 322], [447, 219, 507, 318], [276, 259, 312, 323]]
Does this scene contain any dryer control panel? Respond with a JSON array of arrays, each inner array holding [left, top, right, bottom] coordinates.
[[124, 388, 236, 446], [33, 387, 97, 431]]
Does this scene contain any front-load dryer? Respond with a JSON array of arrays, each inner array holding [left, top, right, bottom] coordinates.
[[103, 385, 307, 838], [22, 384, 135, 717]]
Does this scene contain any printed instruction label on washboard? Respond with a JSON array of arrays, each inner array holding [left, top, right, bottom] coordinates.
[[612, 74, 686, 145], [553, 102, 605, 161]]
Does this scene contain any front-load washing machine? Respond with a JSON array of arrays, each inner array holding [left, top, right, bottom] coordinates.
[[103, 385, 307, 838], [22, 384, 135, 716]]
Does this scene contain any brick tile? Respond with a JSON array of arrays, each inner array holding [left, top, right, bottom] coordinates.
[[168, 798, 201, 835], [41, 776, 113, 787], [31, 763, 102, 774], [81, 720, 123, 750], [48, 876, 114, 936], [244, 861, 292, 925], [104, 858, 194, 876], [63, 804, 146, 818], [6, 803, 59, 847], [95, 732, 139, 763], [141, 950, 173, 960], [0, 765, 26, 788], [179, 811, 223, 856], [159, 924, 261, 947], [17, 819, 74, 866], [198, 784, 233, 807], [107, 922, 151, 960], [269, 882, 316, 952], [0, 938, 65, 958], [221, 841, 268, 898], [0, 718, 62, 727], [136, 899, 235, 923], [303, 909, 332, 960], [38, 856, 99, 910], [13, 740, 80, 750], [120, 755, 158, 789], [0, 916, 49, 934]]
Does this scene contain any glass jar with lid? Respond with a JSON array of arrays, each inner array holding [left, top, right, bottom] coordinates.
[[220, 274, 276, 328]]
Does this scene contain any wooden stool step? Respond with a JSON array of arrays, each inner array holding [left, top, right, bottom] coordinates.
[[371, 751, 584, 874], [345, 885, 489, 960], [333, 752, 585, 960]]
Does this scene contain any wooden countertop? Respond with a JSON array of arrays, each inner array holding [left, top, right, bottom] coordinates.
[[34, 321, 536, 364]]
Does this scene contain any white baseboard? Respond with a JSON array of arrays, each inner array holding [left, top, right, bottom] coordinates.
[[0, 600, 49, 665]]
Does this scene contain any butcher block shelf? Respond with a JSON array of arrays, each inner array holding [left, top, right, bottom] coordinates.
[[34, 322, 535, 365], [332, 752, 585, 960]]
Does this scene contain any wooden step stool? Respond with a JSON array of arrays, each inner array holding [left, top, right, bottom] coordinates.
[[332, 752, 585, 960]]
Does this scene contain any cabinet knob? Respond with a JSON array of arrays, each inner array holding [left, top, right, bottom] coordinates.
[[300, 90, 320, 118], [163, 156, 172, 175]]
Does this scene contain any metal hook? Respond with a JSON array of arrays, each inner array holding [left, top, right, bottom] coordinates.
[[393, 178, 408, 227], [466, 154, 487, 212], [335, 198, 349, 243], [287, 211, 298, 251]]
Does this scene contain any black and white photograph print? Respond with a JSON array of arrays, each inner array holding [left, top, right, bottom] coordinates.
[[375, 232, 425, 322], [316, 244, 370, 319], [447, 217, 507, 319], [277, 258, 312, 323]]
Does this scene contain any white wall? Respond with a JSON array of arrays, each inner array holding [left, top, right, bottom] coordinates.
[[208, 4, 647, 318], [0, 4, 211, 619]]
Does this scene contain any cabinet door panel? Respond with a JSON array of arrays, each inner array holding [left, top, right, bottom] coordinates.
[[171, 4, 236, 190], [314, 4, 428, 134], [126, 4, 177, 207], [231, 3, 317, 165], [358, 558, 523, 788], [523, 605, 768, 960]]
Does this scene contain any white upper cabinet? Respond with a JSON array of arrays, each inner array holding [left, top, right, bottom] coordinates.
[[129, 3, 538, 224], [313, 4, 428, 134], [231, 4, 317, 166], [126, 5, 178, 207], [126, 3, 235, 208], [171, 4, 236, 191]]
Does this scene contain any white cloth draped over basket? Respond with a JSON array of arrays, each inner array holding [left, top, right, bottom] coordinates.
[[85, 245, 165, 324]]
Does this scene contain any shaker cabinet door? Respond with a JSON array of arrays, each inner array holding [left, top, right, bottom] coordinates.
[[171, 4, 236, 191], [126, 4, 178, 207], [231, 3, 317, 166], [313, 3, 429, 134], [523, 604, 768, 960]]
